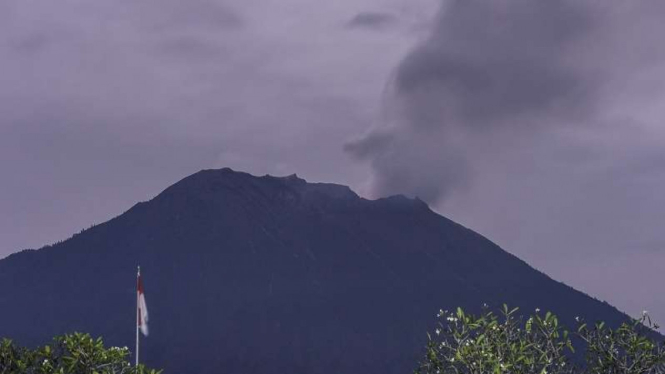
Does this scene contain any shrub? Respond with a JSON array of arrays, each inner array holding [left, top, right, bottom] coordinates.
[[0, 332, 160, 374], [416, 305, 665, 374]]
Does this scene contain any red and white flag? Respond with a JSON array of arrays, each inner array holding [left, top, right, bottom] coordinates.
[[137, 269, 149, 336]]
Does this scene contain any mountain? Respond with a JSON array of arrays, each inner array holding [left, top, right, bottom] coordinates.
[[0, 168, 631, 373]]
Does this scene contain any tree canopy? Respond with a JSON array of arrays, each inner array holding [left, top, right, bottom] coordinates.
[[416, 305, 665, 374], [0, 333, 160, 374]]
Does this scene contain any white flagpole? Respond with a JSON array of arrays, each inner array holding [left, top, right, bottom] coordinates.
[[136, 265, 140, 367]]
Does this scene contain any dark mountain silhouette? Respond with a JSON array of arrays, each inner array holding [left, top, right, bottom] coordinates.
[[0, 168, 633, 373]]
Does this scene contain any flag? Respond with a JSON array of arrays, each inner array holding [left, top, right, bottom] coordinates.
[[137, 269, 149, 336]]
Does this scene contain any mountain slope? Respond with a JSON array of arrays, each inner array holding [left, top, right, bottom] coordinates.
[[0, 168, 630, 373]]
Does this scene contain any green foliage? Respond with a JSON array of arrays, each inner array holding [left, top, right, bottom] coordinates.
[[578, 313, 664, 374], [0, 333, 160, 374], [416, 305, 665, 374]]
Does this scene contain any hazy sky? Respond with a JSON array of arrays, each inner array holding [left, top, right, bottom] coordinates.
[[1, 0, 664, 327]]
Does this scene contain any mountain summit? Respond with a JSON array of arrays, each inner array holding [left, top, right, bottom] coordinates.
[[0, 168, 629, 373]]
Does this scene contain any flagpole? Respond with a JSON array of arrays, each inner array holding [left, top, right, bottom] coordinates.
[[136, 265, 140, 367]]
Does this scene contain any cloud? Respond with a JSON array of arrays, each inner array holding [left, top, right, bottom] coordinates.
[[141, 0, 243, 31], [347, 12, 397, 30]]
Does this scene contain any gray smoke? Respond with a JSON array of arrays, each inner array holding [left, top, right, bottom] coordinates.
[[346, 0, 664, 204]]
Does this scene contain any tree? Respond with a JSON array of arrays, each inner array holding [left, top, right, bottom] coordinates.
[[415, 305, 665, 374], [0, 333, 160, 374]]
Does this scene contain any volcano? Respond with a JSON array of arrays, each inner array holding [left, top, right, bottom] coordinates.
[[0, 168, 629, 373]]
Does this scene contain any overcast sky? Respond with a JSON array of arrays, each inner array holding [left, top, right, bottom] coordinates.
[[1, 0, 664, 327]]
